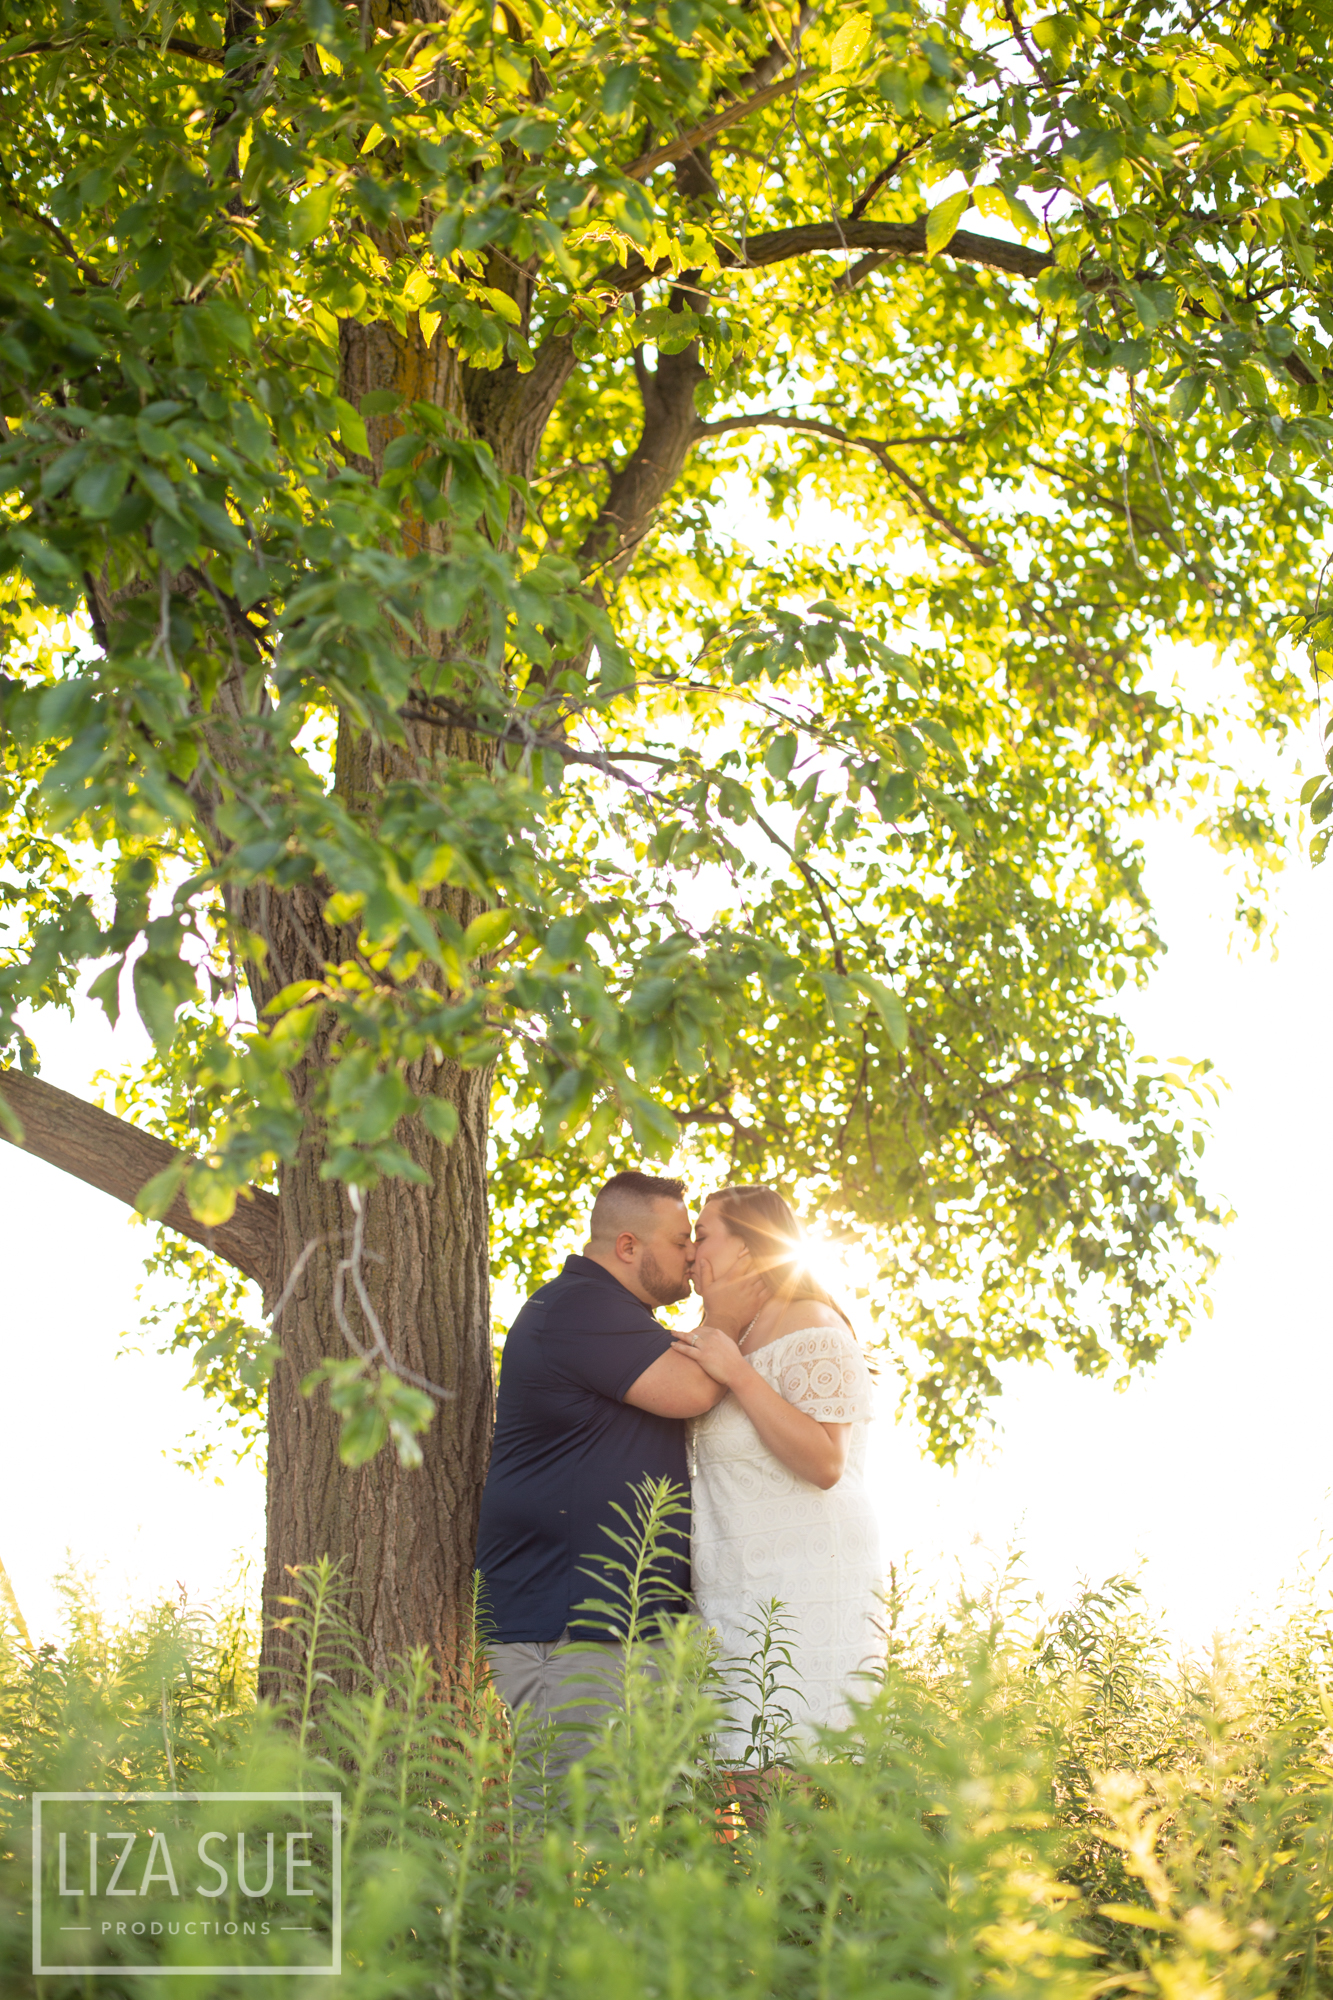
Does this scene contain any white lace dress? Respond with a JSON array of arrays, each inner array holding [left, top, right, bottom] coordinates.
[[687, 1324, 882, 1750]]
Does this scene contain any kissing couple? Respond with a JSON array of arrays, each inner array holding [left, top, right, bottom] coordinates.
[[476, 1170, 882, 1762]]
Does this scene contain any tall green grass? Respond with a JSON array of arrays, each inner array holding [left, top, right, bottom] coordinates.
[[4, 1515, 1333, 2000]]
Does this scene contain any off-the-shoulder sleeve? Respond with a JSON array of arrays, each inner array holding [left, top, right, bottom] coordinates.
[[774, 1328, 874, 1423]]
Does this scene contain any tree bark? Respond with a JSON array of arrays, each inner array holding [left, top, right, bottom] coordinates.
[[263, 1049, 494, 1683]]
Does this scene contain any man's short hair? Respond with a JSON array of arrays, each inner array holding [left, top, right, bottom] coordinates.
[[588, 1170, 686, 1244]]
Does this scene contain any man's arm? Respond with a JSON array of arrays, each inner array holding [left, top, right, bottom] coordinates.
[[624, 1347, 728, 1419]]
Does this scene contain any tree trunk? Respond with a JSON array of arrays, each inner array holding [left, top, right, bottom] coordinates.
[[263, 1051, 494, 1683], [256, 312, 516, 1683]]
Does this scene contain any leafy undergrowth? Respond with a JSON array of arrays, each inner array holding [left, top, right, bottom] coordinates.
[[4, 1524, 1333, 2000]]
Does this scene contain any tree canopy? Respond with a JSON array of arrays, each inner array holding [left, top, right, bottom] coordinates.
[[2, 0, 1330, 1469]]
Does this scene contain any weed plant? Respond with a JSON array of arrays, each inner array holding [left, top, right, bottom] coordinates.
[[3, 1504, 1333, 2000]]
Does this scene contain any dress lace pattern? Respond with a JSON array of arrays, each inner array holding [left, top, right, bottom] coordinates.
[[688, 1324, 883, 1753]]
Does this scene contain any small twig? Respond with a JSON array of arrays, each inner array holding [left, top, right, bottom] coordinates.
[[696, 408, 984, 560], [146, 565, 177, 672], [1000, 0, 1058, 95], [333, 1189, 453, 1400], [847, 140, 926, 223], [268, 1233, 324, 1332], [1119, 448, 1142, 570]]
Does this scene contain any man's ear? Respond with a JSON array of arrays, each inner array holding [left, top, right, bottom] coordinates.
[[614, 1229, 639, 1265]]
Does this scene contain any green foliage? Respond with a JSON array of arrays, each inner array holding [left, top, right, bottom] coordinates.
[[2, 0, 1331, 1449], [8, 1526, 1333, 2000]]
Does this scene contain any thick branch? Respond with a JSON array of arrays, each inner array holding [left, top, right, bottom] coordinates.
[[0, 1068, 277, 1292], [578, 281, 709, 578], [605, 217, 1052, 295]]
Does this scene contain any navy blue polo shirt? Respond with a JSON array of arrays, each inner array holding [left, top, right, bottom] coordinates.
[[475, 1255, 690, 1644]]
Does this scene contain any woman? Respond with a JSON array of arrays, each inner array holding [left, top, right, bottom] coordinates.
[[675, 1185, 882, 1748]]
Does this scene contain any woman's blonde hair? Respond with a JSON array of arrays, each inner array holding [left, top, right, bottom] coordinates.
[[702, 1184, 852, 1327]]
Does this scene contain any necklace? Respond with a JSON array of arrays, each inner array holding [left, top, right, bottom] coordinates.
[[737, 1311, 762, 1355]]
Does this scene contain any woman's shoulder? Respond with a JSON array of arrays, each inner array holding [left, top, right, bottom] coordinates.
[[769, 1298, 855, 1343]]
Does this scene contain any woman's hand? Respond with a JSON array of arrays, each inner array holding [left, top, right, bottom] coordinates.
[[670, 1322, 749, 1388], [695, 1260, 770, 1337]]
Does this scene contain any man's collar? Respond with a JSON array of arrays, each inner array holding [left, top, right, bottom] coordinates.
[[561, 1253, 656, 1312]]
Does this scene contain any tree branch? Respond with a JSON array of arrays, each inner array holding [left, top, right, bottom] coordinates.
[[846, 138, 931, 223], [0, 1068, 277, 1292], [578, 278, 710, 580], [620, 67, 812, 180], [695, 409, 993, 560], [696, 410, 966, 448], [604, 216, 1052, 295], [0, 34, 225, 65]]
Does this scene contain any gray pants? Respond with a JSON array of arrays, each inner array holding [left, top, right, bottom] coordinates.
[[486, 1629, 662, 1774]]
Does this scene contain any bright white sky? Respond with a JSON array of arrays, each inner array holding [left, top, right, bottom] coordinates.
[[3, 660, 1331, 1653]]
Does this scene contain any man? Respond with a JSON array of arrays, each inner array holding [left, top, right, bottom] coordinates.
[[475, 1168, 760, 1756]]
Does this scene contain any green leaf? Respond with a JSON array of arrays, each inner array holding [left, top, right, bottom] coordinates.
[[88, 961, 123, 1027], [183, 1166, 240, 1227], [72, 456, 130, 519], [1169, 374, 1207, 420], [828, 14, 872, 71], [135, 1158, 186, 1220], [1126, 281, 1174, 332], [764, 733, 799, 780], [381, 1375, 435, 1468], [1296, 125, 1333, 184], [203, 297, 254, 355], [852, 973, 909, 1050], [1002, 189, 1040, 237], [876, 771, 916, 820], [289, 180, 339, 249], [625, 1090, 680, 1156], [132, 951, 197, 1052], [420, 1098, 460, 1144], [817, 971, 860, 1033], [461, 908, 516, 959], [926, 190, 970, 257], [335, 396, 370, 458], [1061, 129, 1124, 191], [329, 1374, 388, 1466], [1109, 337, 1152, 376], [602, 62, 640, 117]]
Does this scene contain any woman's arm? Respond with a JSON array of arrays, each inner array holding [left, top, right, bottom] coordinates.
[[669, 1326, 851, 1489]]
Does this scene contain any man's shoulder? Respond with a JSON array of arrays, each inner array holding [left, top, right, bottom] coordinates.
[[520, 1257, 662, 1338]]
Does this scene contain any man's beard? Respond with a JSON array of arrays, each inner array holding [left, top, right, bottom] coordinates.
[[640, 1249, 692, 1306]]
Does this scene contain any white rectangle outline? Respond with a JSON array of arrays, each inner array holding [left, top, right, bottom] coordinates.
[[33, 1791, 342, 1978]]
